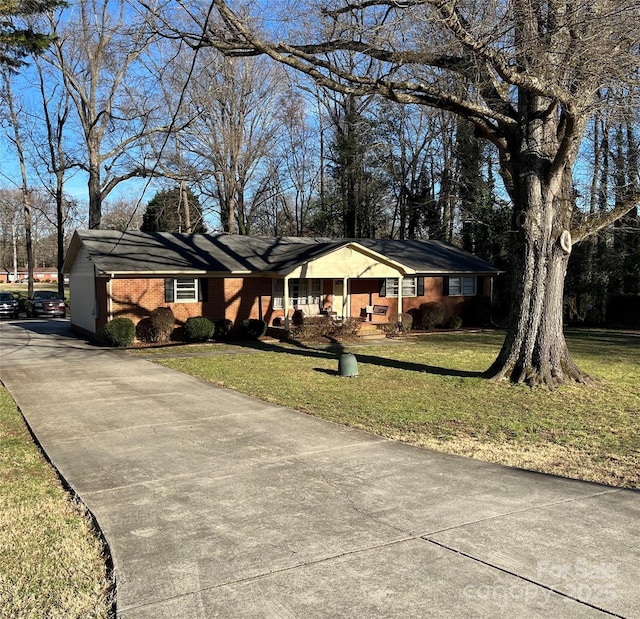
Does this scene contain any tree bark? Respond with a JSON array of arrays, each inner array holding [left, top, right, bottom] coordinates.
[[88, 167, 102, 230], [486, 211, 586, 387], [486, 94, 588, 387]]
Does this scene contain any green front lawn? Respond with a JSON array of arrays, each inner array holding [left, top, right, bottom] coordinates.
[[145, 330, 640, 488], [0, 388, 113, 618]]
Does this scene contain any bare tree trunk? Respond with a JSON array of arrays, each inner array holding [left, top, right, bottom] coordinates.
[[486, 93, 587, 386], [87, 143, 102, 229], [49, 0, 159, 231], [3, 71, 35, 296], [11, 222, 18, 283], [56, 175, 66, 298], [180, 181, 192, 233], [36, 59, 70, 298], [486, 209, 584, 386]]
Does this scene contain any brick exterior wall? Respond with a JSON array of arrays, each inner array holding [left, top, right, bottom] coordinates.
[[207, 277, 274, 324], [109, 278, 204, 327], [108, 276, 277, 328], [104, 274, 493, 331]]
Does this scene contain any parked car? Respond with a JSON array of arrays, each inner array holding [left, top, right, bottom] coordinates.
[[0, 292, 19, 319], [26, 291, 67, 318]]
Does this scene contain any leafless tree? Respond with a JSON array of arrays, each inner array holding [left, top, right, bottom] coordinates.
[[167, 0, 640, 387], [28, 57, 76, 296], [275, 87, 322, 235], [0, 189, 22, 279], [181, 51, 287, 234], [101, 196, 143, 231], [46, 0, 163, 229], [1, 69, 35, 294]]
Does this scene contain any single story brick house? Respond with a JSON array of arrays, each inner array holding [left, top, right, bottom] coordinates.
[[63, 230, 502, 337]]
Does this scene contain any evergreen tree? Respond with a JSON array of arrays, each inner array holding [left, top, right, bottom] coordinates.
[[141, 186, 206, 233], [326, 94, 387, 238], [0, 0, 63, 70]]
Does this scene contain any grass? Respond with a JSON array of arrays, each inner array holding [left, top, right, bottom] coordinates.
[[0, 387, 113, 618], [142, 330, 640, 489]]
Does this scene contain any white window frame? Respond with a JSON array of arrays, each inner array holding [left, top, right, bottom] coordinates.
[[448, 276, 477, 296], [385, 276, 417, 298], [175, 277, 199, 302], [273, 278, 322, 309], [273, 279, 285, 309]]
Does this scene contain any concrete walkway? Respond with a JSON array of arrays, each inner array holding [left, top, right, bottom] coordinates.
[[0, 320, 638, 618]]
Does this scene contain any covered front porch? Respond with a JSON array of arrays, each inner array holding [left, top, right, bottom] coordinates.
[[273, 243, 414, 329]]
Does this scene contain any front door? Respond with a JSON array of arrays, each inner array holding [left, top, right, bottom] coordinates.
[[333, 280, 345, 318]]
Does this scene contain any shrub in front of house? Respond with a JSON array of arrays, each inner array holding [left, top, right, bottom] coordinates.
[[383, 312, 413, 335], [149, 307, 175, 342], [339, 317, 363, 336], [420, 302, 445, 329], [406, 307, 420, 330], [103, 317, 135, 348], [446, 315, 464, 329], [214, 318, 233, 340], [289, 315, 330, 340], [292, 309, 305, 326], [242, 318, 267, 339], [135, 317, 154, 343], [289, 316, 363, 341], [184, 316, 215, 342]]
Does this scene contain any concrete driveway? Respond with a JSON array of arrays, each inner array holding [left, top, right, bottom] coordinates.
[[0, 320, 638, 618]]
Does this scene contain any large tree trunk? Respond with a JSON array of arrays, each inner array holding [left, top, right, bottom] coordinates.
[[486, 94, 588, 387], [485, 211, 586, 387], [88, 152, 102, 229], [56, 171, 66, 299]]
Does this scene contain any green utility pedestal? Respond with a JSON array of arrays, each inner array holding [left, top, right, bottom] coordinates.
[[339, 353, 358, 377]]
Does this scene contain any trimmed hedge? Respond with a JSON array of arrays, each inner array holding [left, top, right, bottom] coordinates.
[[242, 319, 267, 339], [420, 302, 445, 329], [103, 317, 135, 348], [184, 316, 215, 342], [214, 318, 233, 340], [382, 312, 413, 335], [149, 307, 175, 342]]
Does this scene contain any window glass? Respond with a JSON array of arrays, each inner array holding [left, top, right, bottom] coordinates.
[[273, 279, 284, 309], [385, 277, 416, 297], [463, 277, 477, 296], [385, 278, 399, 297], [402, 277, 417, 296], [449, 277, 462, 296], [273, 278, 321, 308], [175, 278, 198, 301], [448, 276, 476, 296]]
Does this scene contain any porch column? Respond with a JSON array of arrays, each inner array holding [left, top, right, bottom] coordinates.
[[343, 276, 348, 318], [107, 277, 113, 323], [284, 275, 291, 329], [397, 275, 404, 321]]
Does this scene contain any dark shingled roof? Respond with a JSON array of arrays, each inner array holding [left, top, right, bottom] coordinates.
[[66, 230, 501, 276]]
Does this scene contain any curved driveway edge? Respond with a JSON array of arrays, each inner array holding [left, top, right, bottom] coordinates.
[[1, 321, 638, 618]]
